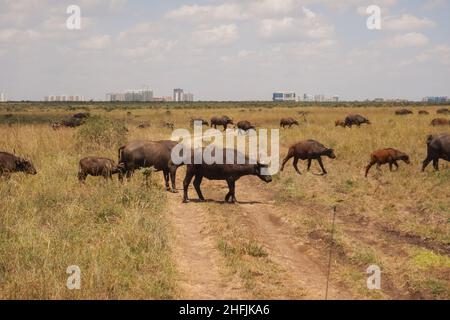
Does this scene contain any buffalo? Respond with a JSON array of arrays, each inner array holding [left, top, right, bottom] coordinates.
[[78, 157, 124, 182], [345, 114, 371, 127], [72, 112, 90, 119], [0, 151, 37, 178], [211, 116, 234, 131], [365, 148, 410, 177], [431, 118, 450, 126], [280, 118, 299, 128], [182, 148, 272, 203], [235, 120, 256, 134], [437, 108, 450, 115], [395, 109, 413, 115], [422, 133, 450, 171], [418, 110, 430, 115], [281, 140, 336, 175], [118, 140, 181, 192]]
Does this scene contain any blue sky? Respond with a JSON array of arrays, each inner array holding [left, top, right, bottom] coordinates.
[[0, 0, 449, 101]]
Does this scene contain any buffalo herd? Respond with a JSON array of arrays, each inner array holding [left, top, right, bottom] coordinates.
[[1, 110, 449, 203]]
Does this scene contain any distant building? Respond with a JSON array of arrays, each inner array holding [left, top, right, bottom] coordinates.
[[173, 88, 184, 102], [314, 94, 325, 102], [423, 96, 448, 104], [332, 95, 339, 102], [182, 92, 194, 102], [273, 91, 296, 102], [373, 98, 384, 102], [302, 94, 314, 102], [106, 93, 125, 102], [44, 95, 86, 102], [0, 93, 6, 102], [123, 89, 153, 102], [173, 89, 194, 102]]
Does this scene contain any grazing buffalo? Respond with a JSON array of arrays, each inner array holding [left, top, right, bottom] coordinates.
[[395, 109, 413, 115], [431, 118, 450, 126], [235, 120, 255, 134], [0, 151, 37, 178], [78, 157, 124, 182], [72, 112, 90, 119], [182, 148, 272, 203], [345, 114, 371, 127], [280, 118, 299, 128], [118, 140, 180, 192], [191, 118, 209, 127], [422, 133, 450, 171], [437, 108, 450, 115], [335, 120, 346, 127], [211, 116, 234, 131], [281, 140, 336, 175], [418, 110, 430, 115], [365, 148, 410, 177]]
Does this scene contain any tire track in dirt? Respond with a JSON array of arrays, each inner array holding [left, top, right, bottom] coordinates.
[[167, 190, 249, 299], [197, 177, 354, 300]]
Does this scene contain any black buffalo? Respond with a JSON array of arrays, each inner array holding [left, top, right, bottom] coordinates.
[[345, 114, 371, 127], [0, 151, 37, 178], [182, 148, 272, 203], [118, 140, 180, 192], [422, 133, 450, 171], [211, 116, 234, 131]]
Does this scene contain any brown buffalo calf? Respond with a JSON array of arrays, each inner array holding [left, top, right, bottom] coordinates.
[[365, 148, 410, 177], [335, 120, 346, 127], [78, 157, 124, 182]]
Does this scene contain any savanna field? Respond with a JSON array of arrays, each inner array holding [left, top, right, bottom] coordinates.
[[0, 102, 449, 300]]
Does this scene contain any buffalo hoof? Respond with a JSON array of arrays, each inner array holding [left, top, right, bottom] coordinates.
[[183, 199, 189, 203], [171, 189, 179, 194]]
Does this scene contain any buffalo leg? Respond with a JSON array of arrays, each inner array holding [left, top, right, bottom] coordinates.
[[433, 159, 439, 171], [169, 165, 178, 193], [389, 162, 393, 172], [163, 169, 170, 191], [225, 179, 236, 203], [280, 151, 294, 172], [183, 170, 195, 203], [365, 161, 376, 177], [307, 159, 312, 171], [293, 157, 301, 175], [393, 161, 399, 171], [422, 157, 432, 171], [317, 157, 327, 175], [193, 175, 205, 201], [78, 172, 87, 182]]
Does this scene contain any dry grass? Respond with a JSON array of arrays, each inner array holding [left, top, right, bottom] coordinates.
[[0, 103, 449, 299]]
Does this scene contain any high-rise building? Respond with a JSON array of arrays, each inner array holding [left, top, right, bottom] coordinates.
[[0, 93, 5, 102], [123, 89, 153, 102], [273, 91, 296, 102], [173, 88, 184, 102]]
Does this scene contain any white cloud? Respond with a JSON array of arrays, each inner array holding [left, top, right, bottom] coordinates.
[[384, 14, 436, 31], [192, 24, 239, 47], [79, 35, 111, 50], [259, 7, 334, 41], [388, 32, 429, 48]]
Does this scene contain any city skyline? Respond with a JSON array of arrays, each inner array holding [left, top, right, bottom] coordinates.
[[0, 1, 449, 101]]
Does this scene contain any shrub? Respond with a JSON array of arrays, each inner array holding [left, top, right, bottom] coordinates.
[[76, 116, 127, 152]]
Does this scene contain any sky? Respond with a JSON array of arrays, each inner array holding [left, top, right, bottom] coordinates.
[[0, 0, 449, 101]]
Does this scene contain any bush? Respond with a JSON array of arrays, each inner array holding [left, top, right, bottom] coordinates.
[[76, 116, 127, 152]]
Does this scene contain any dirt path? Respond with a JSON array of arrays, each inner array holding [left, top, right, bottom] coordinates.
[[167, 190, 249, 299], [167, 172, 354, 299], [225, 177, 352, 299]]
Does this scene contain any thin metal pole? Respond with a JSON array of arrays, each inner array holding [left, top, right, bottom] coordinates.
[[325, 206, 337, 300]]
